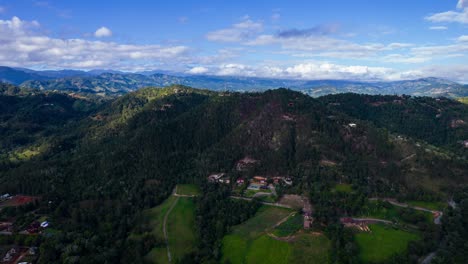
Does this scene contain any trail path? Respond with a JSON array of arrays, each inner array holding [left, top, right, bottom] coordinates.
[[163, 190, 180, 263]]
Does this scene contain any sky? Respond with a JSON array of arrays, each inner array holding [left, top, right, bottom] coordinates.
[[0, 0, 467, 82]]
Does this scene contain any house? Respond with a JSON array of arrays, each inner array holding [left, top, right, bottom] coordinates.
[[40, 221, 49, 228], [348, 123, 357, 128], [236, 178, 245, 185], [208, 173, 225, 183], [253, 176, 267, 184]]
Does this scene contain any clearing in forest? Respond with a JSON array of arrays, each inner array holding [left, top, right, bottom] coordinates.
[[355, 224, 420, 263], [222, 206, 330, 264], [143, 194, 197, 263]]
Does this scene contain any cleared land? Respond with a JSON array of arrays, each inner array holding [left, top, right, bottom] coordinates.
[[355, 224, 420, 263], [175, 184, 201, 196], [333, 183, 353, 193], [144, 195, 197, 264], [222, 206, 330, 264]]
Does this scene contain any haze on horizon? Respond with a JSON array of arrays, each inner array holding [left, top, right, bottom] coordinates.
[[0, 0, 468, 83]]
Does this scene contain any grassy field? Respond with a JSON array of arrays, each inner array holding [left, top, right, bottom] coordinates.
[[273, 213, 303, 237], [167, 197, 197, 262], [222, 206, 330, 264], [355, 224, 420, 263], [144, 196, 198, 264], [176, 184, 200, 196], [289, 234, 330, 264], [143, 196, 178, 264], [245, 235, 291, 264], [333, 183, 353, 193]]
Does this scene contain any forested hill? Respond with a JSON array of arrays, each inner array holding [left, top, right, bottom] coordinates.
[[0, 85, 467, 263]]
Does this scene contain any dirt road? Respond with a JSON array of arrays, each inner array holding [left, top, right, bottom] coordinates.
[[163, 196, 179, 262]]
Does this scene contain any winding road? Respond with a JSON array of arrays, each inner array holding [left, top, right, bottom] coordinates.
[[369, 198, 443, 225]]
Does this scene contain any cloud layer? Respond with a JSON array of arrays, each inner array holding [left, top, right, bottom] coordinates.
[[0, 17, 189, 70]]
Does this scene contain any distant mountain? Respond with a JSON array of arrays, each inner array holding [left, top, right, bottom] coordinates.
[[1, 66, 467, 97], [0, 66, 52, 85]]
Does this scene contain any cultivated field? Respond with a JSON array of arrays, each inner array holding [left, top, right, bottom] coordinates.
[[355, 224, 420, 263], [222, 206, 330, 264]]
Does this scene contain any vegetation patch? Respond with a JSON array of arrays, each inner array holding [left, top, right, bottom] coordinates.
[[246, 235, 291, 264], [273, 213, 303, 237], [176, 184, 201, 196], [355, 224, 420, 263], [222, 206, 330, 264], [289, 234, 330, 264], [333, 183, 353, 193], [166, 197, 198, 262], [359, 201, 433, 225]]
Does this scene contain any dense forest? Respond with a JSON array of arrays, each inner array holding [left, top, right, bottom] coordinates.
[[0, 83, 467, 263]]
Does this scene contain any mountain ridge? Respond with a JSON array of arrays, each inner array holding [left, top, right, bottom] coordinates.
[[0, 66, 466, 98]]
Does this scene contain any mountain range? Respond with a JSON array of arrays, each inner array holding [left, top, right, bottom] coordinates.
[[0, 66, 467, 98]]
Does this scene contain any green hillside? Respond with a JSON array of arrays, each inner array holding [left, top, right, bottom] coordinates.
[[0, 85, 466, 263]]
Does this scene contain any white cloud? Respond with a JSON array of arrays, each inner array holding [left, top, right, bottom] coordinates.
[[246, 34, 413, 59], [429, 26, 448, 30], [381, 54, 430, 64], [206, 62, 417, 81], [94, 26, 112, 38], [206, 17, 263, 42], [458, 0, 468, 9], [457, 35, 468, 42], [0, 17, 190, 70], [425, 1, 468, 24], [187, 66, 209, 74]]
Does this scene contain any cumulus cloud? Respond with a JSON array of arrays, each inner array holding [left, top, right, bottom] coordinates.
[[187, 66, 209, 74], [429, 26, 448, 30], [94, 26, 112, 37], [277, 24, 339, 38], [206, 17, 263, 42], [0, 17, 189, 70]]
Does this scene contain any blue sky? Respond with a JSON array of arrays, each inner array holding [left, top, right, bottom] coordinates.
[[0, 0, 467, 82]]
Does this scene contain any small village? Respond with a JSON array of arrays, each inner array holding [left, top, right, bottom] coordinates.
[[0, 194, 46, 264]]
